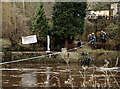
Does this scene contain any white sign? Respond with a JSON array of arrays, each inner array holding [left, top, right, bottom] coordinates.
[[22, 35, 37, 44]]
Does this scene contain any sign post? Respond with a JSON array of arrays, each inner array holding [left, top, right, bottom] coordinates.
[[46, 35, 50, 53]]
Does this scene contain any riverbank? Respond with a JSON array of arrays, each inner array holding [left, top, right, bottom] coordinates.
[[2, 46, 119, 67]]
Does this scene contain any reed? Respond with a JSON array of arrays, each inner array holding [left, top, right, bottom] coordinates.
[[78, 58, 119, 88]]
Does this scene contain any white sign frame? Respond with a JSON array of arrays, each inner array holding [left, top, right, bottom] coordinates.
[[22, 35, 37, 44]]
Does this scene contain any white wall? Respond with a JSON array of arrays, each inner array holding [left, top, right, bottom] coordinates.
[[89, 10, 109, 16], [111, 3, 118, 16]]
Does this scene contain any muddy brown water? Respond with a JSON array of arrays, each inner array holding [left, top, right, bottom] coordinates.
[[1, 62, 120, 87]]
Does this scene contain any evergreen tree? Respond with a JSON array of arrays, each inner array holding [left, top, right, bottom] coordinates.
[[32, 2, 49, 45], [52, 2, 87, 47]]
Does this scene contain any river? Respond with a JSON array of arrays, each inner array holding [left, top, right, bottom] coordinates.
[[1, 62, 120, 87]]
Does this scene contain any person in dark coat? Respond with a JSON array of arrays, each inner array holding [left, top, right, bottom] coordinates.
[[100, 31, 106, 43], [90, 33, 96, 49], [77, 40, 82, 48]]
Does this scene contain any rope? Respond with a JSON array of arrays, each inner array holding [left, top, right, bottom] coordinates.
[[0, 41, 91, 65], [67, 41, 91, 52], [0, 52, 61, 65]]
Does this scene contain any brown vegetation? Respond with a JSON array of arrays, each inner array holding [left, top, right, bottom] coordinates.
[[92, 43, 120, 51]]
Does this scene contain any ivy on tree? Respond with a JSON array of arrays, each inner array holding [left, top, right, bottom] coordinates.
[[52, 2, 87, 47]]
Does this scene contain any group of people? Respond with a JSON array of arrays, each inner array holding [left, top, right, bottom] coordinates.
[[77, 30, 109, 49], [77, 33, 96, 49], [100, 30, 109, 43]]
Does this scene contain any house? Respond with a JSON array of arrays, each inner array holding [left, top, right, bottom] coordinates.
[[88, 2, 120, 17], [111, 2, 120, 16]]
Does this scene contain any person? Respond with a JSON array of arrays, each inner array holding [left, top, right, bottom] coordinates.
[[103, 31, 107, 43], [100, 31, 106, 43], [100, 31, 103, 42], [88, 34, 92, 42], [90, 33, 96, 49], [105, 32, 109, 42], [77, 40, 82, 48], [88, 34, 92, 48]]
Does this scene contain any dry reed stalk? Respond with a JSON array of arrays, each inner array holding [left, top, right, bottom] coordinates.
[[115, 57, 119, 67], [115, 52, 120, 67], [109, 69, 120, 88], [68, 65, 74, 88], [102, 70, 111, 87], [92, 64, 111, 87], [79, 69, 85, 87], [63, 64, 74, 88], [39, 74, 45, 87], [50, 75, 61, 87]]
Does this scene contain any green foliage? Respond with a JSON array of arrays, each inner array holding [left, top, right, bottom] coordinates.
[[80, 53, 94, 65], [106, 23, 120, 43], [32, 2, 49, 39], [52, 2, 87, 38]]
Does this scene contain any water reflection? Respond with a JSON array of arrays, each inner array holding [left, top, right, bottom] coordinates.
[[2, 63, 120, 87], [45, 67, 50, 87], [20, 73, 37, 87]]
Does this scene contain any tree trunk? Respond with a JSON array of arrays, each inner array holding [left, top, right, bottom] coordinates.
[[51, 37, 55, 51], [65, 38, 68, 48]]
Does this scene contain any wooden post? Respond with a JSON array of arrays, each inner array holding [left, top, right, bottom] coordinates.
[[108, 3, 111, 25]]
